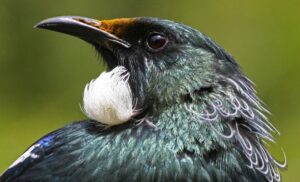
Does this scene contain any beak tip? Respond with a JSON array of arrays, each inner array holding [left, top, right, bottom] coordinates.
[[34, 19, 49, 29], [34, 22, 44, 29]]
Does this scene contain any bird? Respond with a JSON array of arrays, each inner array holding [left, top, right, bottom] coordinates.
[[0, 16, 286, 182]]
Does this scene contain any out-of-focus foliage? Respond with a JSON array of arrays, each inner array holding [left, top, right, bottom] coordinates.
[[0, 0, 299, 180]]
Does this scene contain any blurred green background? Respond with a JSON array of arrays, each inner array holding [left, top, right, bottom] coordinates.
[[0, 0, 299, 180]]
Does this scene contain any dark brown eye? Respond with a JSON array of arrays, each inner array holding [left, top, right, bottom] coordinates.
[[147, 33, 168, 50]]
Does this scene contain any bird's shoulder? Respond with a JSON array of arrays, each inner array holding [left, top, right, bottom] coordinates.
[[0, 120, 104, 182]]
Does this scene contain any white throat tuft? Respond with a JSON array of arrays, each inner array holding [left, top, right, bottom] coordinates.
[[83, 66, 137, 125]]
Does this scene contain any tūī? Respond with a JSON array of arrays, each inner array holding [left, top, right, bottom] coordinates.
[[0, 16, 286, 182]]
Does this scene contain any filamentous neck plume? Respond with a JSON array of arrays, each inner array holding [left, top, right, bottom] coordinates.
[[83, 66, 137, 125]]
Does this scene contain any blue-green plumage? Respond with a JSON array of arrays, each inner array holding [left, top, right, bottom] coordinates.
[[1, 118, 265, 182], [0, 16, 285, 182]]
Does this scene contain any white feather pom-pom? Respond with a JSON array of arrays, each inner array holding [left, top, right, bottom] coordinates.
[[83, 66, 136, 125]]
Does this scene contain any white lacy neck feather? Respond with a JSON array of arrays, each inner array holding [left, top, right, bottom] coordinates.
[[83, 66, 136, 125]]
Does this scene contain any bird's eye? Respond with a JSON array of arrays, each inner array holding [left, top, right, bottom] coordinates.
[[146, 33, 168, 51]]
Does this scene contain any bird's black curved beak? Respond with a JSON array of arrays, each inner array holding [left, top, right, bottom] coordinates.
[[35, 16, 131, 49]]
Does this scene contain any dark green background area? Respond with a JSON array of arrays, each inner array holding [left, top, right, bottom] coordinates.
[[0, 0, 299, 180]]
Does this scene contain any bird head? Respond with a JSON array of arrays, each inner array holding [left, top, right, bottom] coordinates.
[[35, 16, 241, 114]]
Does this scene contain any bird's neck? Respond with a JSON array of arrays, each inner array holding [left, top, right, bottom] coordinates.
[[152, 101, 229, 155], [146, 77, 283, 182]]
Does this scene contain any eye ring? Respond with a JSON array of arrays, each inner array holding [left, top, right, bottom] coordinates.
[[146, 32, 168, 51]]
